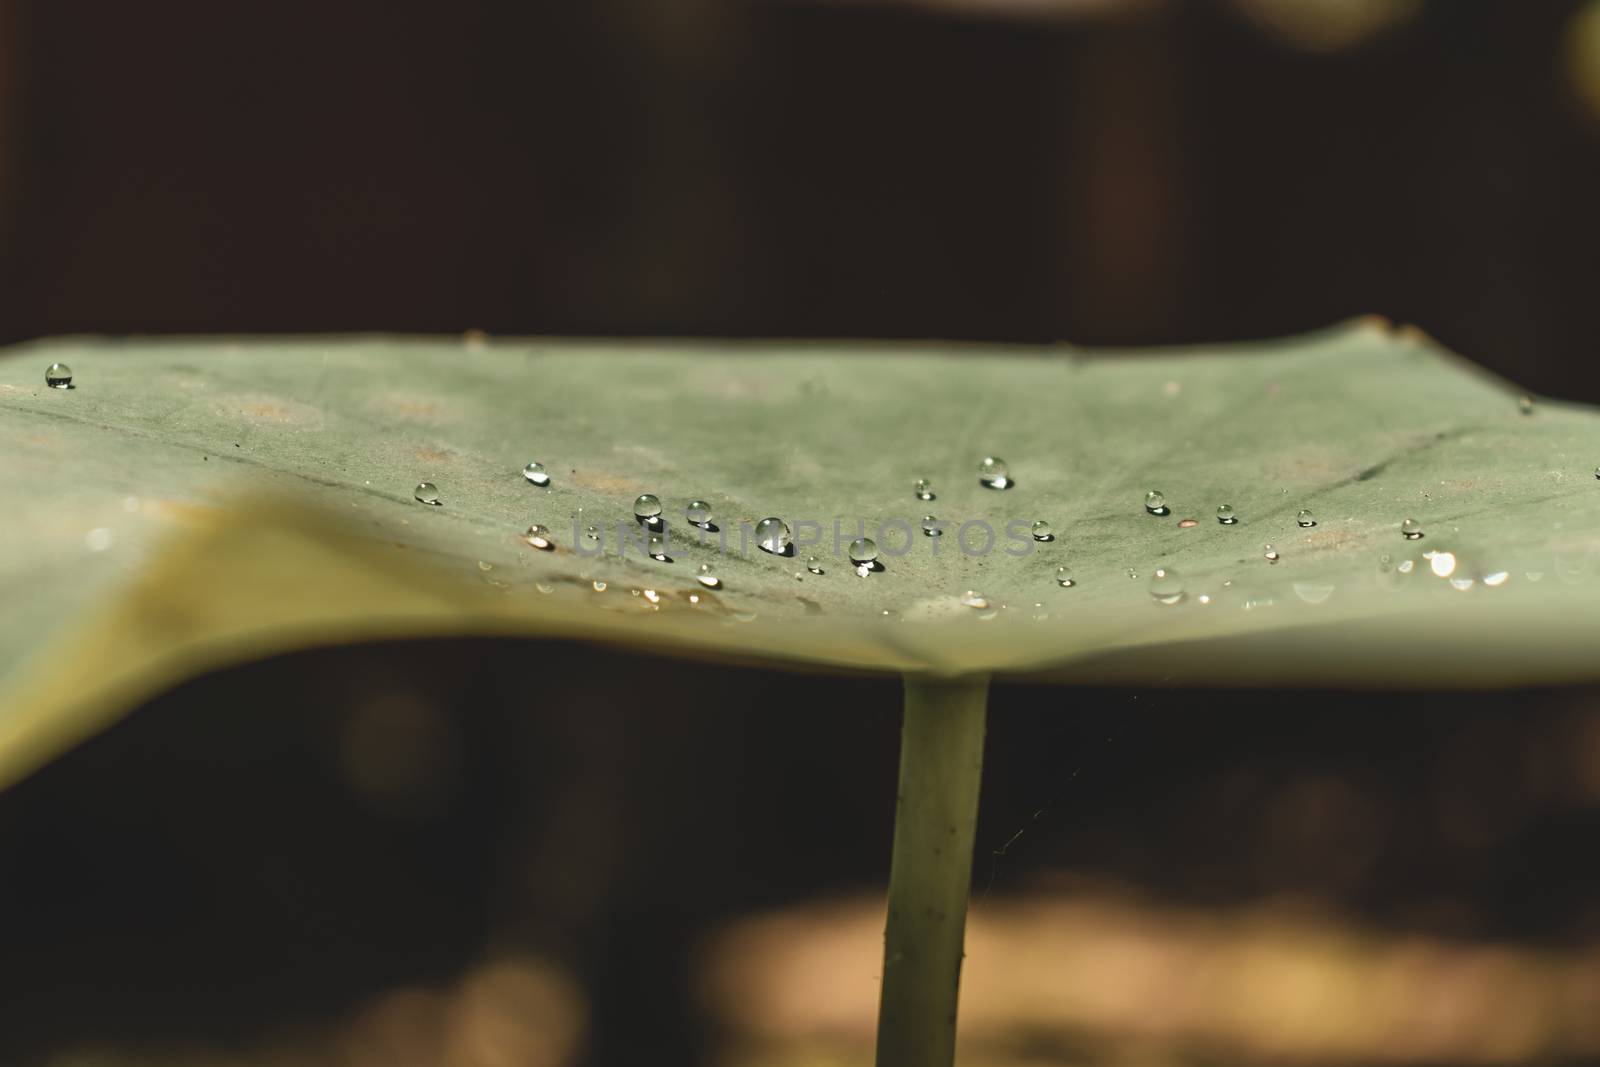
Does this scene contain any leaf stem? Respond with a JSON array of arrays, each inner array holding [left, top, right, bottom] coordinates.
[[875, 673, 990, 1067]]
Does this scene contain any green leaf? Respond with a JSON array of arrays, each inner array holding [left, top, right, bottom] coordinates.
[[2, 320, 1599, 787]]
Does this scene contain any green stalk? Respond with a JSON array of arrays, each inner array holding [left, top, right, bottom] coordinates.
[[875, 673, 991, 1067]]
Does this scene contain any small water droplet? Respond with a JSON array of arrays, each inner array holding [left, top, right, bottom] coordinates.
[[1149, 567, 1185, 605], [978, 457, 1012, 490], [1296, 508, 1316, 528], [696, 563, 722, 589], [1126, 567, 1138, 579], [591, 580, 608, 592], [642, 588, 662, 605], [914, 478, 936, 501], [1400, 517, 1424, 540], [685, 500, 713, 528], [1263, 543, 1279, 563], [1177, 518, 1199, 529], [584, 524, 601, 543], [755, 517, 792, 554], [1055, 565, 1075, 587], [524, 524, 554, 549], [961, 591, 990, 610], [1483, 569, 1510, 587], [848, 537, 879, 565], [478, 560, 493, 572], [535, 581, 555, 594], [1144, 490, 1168, 515], [1216, 503, 1237, 525], [522, 461, 550, 486], [648, 531, 670, 560], [633, 494, 662, 523], [806, 555, 825, 574], [414, 482, 442, 505], [1031, 520, 1054, 542], [45, 362, 73, 389], [1518, 394, 1536, 415]]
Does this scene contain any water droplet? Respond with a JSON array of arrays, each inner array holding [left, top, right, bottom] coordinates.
[[685, 501, 714, 529], [648, 531, 670, 560], [1149, 567, 1185, 605], [806, 555, 824, 574], [1483, 569, 1510, 587], [978, 457, 1012, 490], [695, 563, 721, 589], [584, 524, 601, 544], [633, 494, 662, 523], [914, 478, 936, 501], [1126, 567, 1139, 579], [1400, 517, 1424, 540], [478, 560, 493, 572], [755, 517, 792, 555], [1263, 543, 1280, 563], [45, 362, 73, 389], [413, 482, 442, 506], [591, 579, 608, 592], [1216, 503, 1237, 525], [522, 461, 550, 486], [642, 588, 662, 605], [848, 537, 879, 564], [1177, 518, 1199, 529], [524, 524, 553, 549], [1031, 520, 1054, 542], [961, 591, 990, 610], [1055, 565, 1075, 587], [1144, 490, 1168, 515], [921, 515, 943, 536], [1518, 394, 1536, 415], [1429, 551, 1458, 579], [1296, 509, 1317, 528], [536, 581, 555, 594]]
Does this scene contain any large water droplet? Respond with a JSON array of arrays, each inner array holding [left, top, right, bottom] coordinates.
[[1263, 543, 1280, 563], [1055, 565, 1075, 587], [848, 537, 879, 564], [978, 457, 1012, 490], [45, 362, 73, 389], [524, 524, 554, 550], [1031, 520, 1054, 542], [414, 482, 442, 506], [806, 555, 824, 574], [1149, 567, 1185, 605], [1400, 517, 1424, 540], [921, 516, 943, 536], [633, 494, 662, 523], [685, 500, 714, 528], [1216, 503, 1237, 525], [755, 517, 792, 555], [1144, 490, 1168, 515], [914, 478, 936, 501], [696, 562, 722, 589], [1296, 509, 1317, 528], [522, 461, 550, 486]]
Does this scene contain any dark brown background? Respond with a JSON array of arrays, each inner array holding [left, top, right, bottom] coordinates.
[[2, 3, 1599, 1065]]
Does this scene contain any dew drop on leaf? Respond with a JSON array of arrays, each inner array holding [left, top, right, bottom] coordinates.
[[978, 457, 1011, 490], [1150, 567, 1185, 605], [695, 563, 721, 589], [805, 555, 824, 574], [1055, 565, 1075, 588], [1401, 517, 1424, 540], [755, 517, 791, 555], [961, 590, 990, 610], [1297, 509, 1317, 528], [45, 362, 73, 389], [413, 482, 442, 506], [848, 537, 879, 564], [1216, 503, 1237, 525], [914, 478, 935, 501], [522, 461, 550, 486], [1031, 520, 1053, 542], [584, 524, 601, 544], [524, 524, 553, 550], [1144, 490, 1168, 515], [633, 494, 662, 522], [1263, 543, 1280, 563]]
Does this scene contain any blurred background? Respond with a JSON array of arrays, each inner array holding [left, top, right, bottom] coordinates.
[[3, 1, 1600, 1064]]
